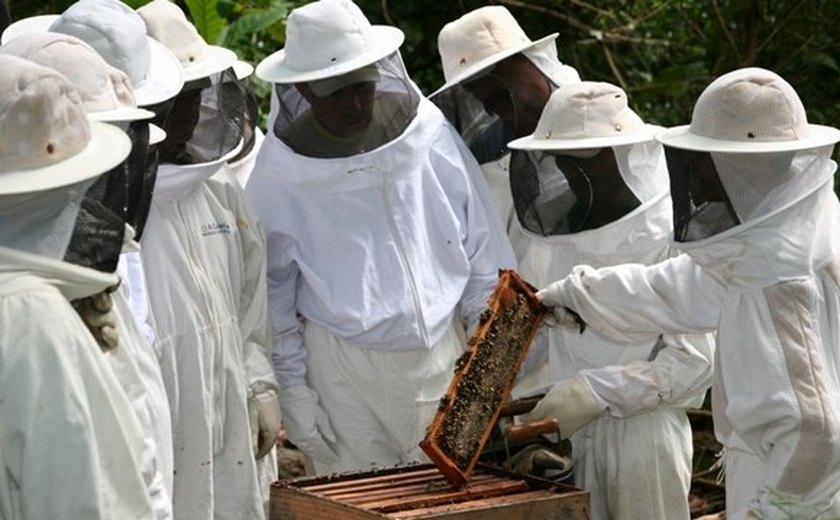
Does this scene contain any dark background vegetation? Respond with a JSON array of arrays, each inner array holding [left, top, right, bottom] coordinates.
[[8, 0, 839, 162]]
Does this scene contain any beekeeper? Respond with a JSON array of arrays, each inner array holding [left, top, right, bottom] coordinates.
[[537, 68, 840, 518], [432, 5, 581, 242], [0, 54, 156, 519], [0, 30, 176, 519], [247, 0, 515, 475], [133, 1, 281, 518], [504, 81, 714, 519]]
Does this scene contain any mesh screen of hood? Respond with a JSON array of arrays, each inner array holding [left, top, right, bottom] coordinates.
[[159, 67, 245, 165], [271, 52, 419, 158]]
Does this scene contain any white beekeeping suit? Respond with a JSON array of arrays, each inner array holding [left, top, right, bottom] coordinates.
[[539, 68, 840, 519], [135, 1, 281, 518], [247, 0, 515, 475], [0, 54, 155, 519], [0, 30, 175, 519], [506, 82, 714, 520], [432, 5, 581, 248]]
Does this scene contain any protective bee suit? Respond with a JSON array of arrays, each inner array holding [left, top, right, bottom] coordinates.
[[538, 68, 840, 519], [505, 83, 714, 520], [432, 5, 581, 247], [248, 0, 515, 474], [0, 31, 174, 518], [0, 55, 155, 519], [136, 1, 281, 518]]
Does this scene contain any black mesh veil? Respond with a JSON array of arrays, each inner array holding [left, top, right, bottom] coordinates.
[[270, 52, 419, 158], [228, 75, 259, 164], [63, 159, 127, 273], [432, 83, 513, 164], [125, 120, 157, 241], [665, 147, 739, 242], [159, 67, 246, 165]]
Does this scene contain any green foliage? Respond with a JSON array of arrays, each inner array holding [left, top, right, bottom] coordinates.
[[185, 0, 227, 43]]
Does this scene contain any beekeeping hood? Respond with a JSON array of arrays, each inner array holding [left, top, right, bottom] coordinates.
[[257, 0, 418, 158], [655, 68, 840, 245], [506, 82, 665, 236], [431, 5, 580, 164], [138, 0, 245, 165], [0, 55, 130, 262], [1, 32, 162, 251]]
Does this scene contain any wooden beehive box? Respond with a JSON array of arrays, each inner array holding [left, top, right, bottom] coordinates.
[[269, 463, 589, 520], [420, 269, 548, 489]]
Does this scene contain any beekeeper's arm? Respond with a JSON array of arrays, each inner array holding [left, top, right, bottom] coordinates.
[[539, 254, 724, 342], [432, 123, 517, 335], [265, 233, 337, 465]]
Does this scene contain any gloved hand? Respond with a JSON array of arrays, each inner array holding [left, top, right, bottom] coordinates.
[[537, 280, 586, 333], [522, 375, 607, 439], [248, 388, 283, 460], [71, 284, 120, 352], [279, 385, 338, 465]]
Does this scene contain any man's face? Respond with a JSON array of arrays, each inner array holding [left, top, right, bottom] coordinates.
[[464, 54, 552, 138], [300, 81, 377, 138]]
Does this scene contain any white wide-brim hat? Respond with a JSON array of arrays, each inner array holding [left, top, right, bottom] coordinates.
[[431, 5, 558, 98], [2, 13, 184, 107], [255, 0, 404, 84], [657, 67, 840, 153], [138, 0, 237, 82], [0, 55, 131, 195], [0, 31, 158, 124], [509, 81, 659, 151], [0, 122, 131, 195]]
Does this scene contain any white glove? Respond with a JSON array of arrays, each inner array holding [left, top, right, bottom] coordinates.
[[248, 388, 283, 460], [71, 285, 120, 352], [522, 375, 607, 439], [279, 385, 338, 465], [536, 280, 586, 333]]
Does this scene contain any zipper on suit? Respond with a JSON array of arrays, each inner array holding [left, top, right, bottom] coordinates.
[[380, 171, 429, 347]]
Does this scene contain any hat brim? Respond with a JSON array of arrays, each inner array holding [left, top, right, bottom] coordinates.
[[182, 45, 237, 82], [0, 14, 56, 44], [149, 123, 166, 145], [233, 60, 253, 81], [508, 124, 661, 151], [255, 25, 404, 84], [134, 38, 185, 106], [656, 124, 840, 153], [88, 106, 155, 123], [0, 121, 131, 195], [430, 33, 558, 99]]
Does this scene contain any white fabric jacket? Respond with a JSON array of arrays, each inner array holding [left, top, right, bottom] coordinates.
[[516, 179, 713, 520], [518, 191, 714, 414], [247, 96, 516, 389], [555, 181, 840, 518], [114, 248, 173, 519], [140, 157, 276, 520], [0, 247, 155, 519]]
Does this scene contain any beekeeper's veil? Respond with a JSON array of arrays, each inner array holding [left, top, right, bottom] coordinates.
[[257, 0, 418, 158]]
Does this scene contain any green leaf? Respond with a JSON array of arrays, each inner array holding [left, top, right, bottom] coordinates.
[[221, 4, 289, 47], [185, 0, 228, 45], [121, 0, 152, 8]]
